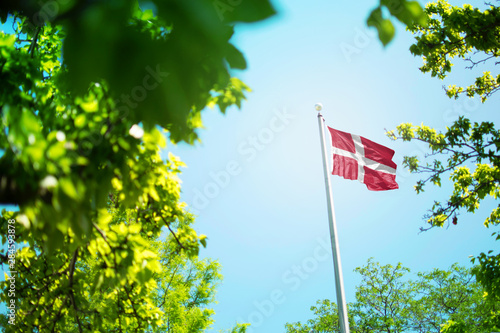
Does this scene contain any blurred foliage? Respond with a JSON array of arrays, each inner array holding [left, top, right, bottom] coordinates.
[[391, 1, 500, 331], [0, 0, 274, 331], [285, 259, 495, 333], [367, 0, 427, 46]]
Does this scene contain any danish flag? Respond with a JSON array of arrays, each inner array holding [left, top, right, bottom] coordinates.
[[328, 127, 398, 191]]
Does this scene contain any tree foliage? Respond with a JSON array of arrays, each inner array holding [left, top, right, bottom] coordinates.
[[350, 260, 413, 332], [1, 205, 225, 332], [392, 119, 500, 229], [408, 0, 500, 102], [0, 0, 273, 331], [390, 1, 500, 331], [284, 259, 493, 333], [284, 299, 350, 333]]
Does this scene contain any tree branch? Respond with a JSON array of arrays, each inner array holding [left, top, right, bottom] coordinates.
[[28, 26, 41, 58], [161, 216, 185, 250], [68, 249, 83, 333]]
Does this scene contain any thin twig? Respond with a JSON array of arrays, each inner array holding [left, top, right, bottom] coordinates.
[[161, 216, 185, 250]]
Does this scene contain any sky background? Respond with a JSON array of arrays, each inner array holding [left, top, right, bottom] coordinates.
[[1, 1, 499, 332], [166, 0, 500, 332]]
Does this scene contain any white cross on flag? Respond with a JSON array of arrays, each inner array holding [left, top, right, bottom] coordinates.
[[327, 127, 398, 191]]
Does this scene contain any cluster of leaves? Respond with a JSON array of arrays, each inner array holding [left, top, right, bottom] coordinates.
[[284, 299, 356, 333], [285, 259, 496, 333], [390, 119, 500, 330], [408, 0, 500, 102], [367, 0, 428, 46], [0, 0, 274, 331], [391, 118, 500, 229]]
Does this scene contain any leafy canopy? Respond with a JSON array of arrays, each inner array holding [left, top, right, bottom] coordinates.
[[409, 0, 500, 102], [285, 259, 493, 333]]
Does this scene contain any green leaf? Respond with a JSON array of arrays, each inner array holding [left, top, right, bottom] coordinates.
[[225, 43, 247, 69], [74, 114, 87, 128], [200, 234, 208, 248], [367, 8, 395, 46], [405, 1, 427, 26], [141, 9, 155, 21], [117, 137, 130, 151], [47, 143, 65, 160], [59, 177, 79, 200], [0, 11, 8, 25], [378, 19, 395, 46], [0, 33, 16, 47]]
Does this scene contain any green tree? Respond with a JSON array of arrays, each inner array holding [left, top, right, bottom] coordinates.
[[1, 204, 226, 332], [410, 263, 493, 332], [390, 1, 500, 330], [284, 299, 358, 333], [284, 259, 489, 333], [0, 0, 273, 331], [350, 259, 414, 332]]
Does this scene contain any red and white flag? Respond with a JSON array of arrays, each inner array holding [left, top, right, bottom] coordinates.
[[328, 127, 398, 191]]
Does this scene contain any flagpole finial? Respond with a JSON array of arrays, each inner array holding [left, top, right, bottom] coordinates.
[[315, 103, 323, 112]]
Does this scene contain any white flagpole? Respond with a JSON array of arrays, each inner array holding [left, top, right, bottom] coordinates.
[[315, 103, 350, 333]]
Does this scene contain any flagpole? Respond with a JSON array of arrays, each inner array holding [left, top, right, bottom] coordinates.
[[315, 103, 350, 333]]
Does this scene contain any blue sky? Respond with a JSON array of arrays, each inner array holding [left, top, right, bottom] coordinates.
[[167, 0, 500, 331], [1, 0, 499, 332]]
